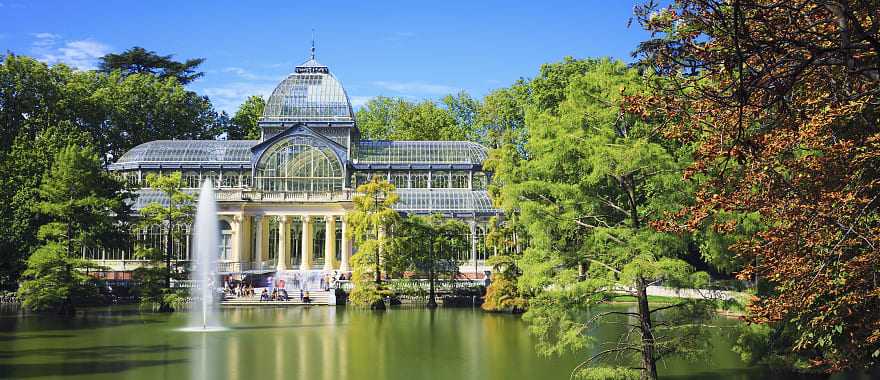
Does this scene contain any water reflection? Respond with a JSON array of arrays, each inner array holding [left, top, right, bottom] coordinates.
[[0, 306, 874, 380]]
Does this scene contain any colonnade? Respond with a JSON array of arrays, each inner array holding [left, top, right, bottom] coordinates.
[[225, 213, 352, 272]]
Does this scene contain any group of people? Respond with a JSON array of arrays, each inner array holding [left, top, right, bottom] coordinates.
[[220, 271, 352, 303], [319, 272, 348, 291], [260, 288, 311, 303], [224, 280, 255, 298], [260, 287, 291, 301]]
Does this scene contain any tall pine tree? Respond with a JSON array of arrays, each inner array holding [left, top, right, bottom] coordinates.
[[18, 143, 130, 313]]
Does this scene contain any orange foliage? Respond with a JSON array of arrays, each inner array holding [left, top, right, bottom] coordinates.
[[633, 0, 880, 371]]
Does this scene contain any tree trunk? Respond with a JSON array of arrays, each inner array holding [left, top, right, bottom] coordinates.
[[375, 225, 383, 285], [62, 215, 75, 315], [165, 219, 172, 290], [636, 277, 658, 380], [621, 174, 657, 379], [159, 217, 174, 313], [427, 235, 437, 308]]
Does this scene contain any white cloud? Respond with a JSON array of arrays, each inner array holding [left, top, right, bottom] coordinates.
[[221, 67, 284, 81], [202, 82, 275, 114], [349, 95, 373, 108], [31, 32, 60, 47], [371, 80, 459, 95], [30, 34, 110, 70]]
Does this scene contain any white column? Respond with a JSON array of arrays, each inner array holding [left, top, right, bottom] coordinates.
[[300, 215, 313, 270], [253, 216, 264, 264], [323, 215, 337, 271], [340, 216, 351, 272], [277, 216, 290, 271], [230, 215, 243, 263], [241, 215, 252, 263]]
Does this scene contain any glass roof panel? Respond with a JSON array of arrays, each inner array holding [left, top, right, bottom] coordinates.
[[115, 140, 258, 163], [395, 189, 497, 213], [354, 141, 489, 164]]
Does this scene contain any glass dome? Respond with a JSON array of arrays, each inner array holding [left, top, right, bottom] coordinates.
[[261, 58, 355, 123]]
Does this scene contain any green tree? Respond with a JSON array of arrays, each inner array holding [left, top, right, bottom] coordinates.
[[441, 91, 479, 137], [494, 58, 715, 380], [345, 178, 400, 308], [98, 46, 206, 85], [0, 54, 221, 290], [17, 143, 130, 313], [227, 95, 265, 140], [355, 96, 477, 141], [394, 214, 469, 308], [481, 216, 527, 313], [132, 172, 194, 312], [355, 96, 396, 140], [530, 56, 604, 114], [92, 71, 221, 161], [476, 81, 529, 149]]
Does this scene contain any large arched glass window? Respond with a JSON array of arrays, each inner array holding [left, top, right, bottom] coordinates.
[[255, 136, 344, 192]]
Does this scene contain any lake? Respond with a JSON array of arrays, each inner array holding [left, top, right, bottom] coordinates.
[[0, 305, 870, 379]]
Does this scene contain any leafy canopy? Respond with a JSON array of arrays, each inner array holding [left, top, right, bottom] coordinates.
[[18, 143, 129, 312], [345, 178, 400, 306], [99, 46, 205, 85]]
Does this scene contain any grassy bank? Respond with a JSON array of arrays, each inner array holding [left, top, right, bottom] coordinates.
[[610, 294, 748, 316]]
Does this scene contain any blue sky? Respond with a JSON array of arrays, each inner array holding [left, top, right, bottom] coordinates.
[[1, 0, 650, 113]]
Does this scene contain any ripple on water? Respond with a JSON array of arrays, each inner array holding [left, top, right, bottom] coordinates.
[[176, 326, 228, 333]]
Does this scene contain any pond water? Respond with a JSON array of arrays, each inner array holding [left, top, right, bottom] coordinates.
[[0, 305, 871, 380]]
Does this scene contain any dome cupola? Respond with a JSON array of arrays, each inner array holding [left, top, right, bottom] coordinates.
[[260, 46, 354, 125]]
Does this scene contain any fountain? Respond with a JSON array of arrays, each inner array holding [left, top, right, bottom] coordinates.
[[181, 179, 225, 332]]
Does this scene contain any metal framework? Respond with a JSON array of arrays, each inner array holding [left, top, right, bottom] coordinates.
[[254, 135, 344, 192], [261, 59, 354, 123], [354, 141, 488, 164], [395, 190, 496, 215], [113, 140, 256, 167]]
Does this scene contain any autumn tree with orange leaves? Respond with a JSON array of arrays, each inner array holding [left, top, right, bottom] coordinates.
[[632, 0, 880, 372]]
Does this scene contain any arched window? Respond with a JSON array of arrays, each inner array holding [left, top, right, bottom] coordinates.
[[476, 225, 489, 261], [220, 171, 239, 188], [182, 171, 201, 189], [255, 136, 344, 192], [451, 172, 469, 189], [411, 172, 428, 188], [431, 171, 449, 189], [203, 171, 220, 188], [473, 172, 488, 190], [390, 171, 408, 188]]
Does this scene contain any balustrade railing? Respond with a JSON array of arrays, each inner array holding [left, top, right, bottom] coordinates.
[[336, 278, 484, 294], [215, 190, 353, 202], [217, 260, 277, 273]]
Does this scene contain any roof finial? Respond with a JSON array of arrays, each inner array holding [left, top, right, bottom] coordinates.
[[310, 29, 316, 60]]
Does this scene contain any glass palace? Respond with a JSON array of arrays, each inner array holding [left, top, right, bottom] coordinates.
[[90, 53, 498, 279]]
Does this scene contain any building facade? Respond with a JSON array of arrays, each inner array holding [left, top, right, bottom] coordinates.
[[92, 54, 498, 280]]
